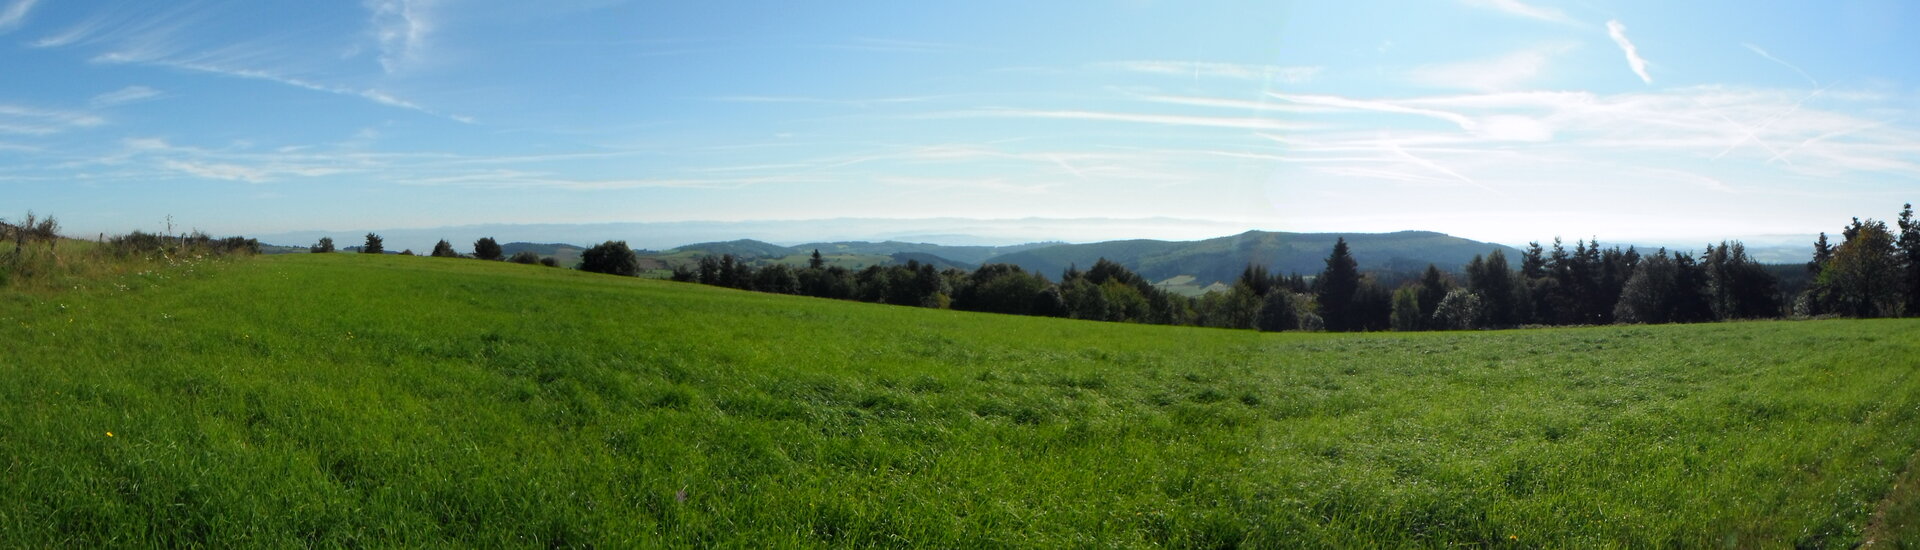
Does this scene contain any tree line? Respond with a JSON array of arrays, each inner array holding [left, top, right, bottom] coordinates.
[[645, 203, 1920, 331], [313, 234, 560, 267]]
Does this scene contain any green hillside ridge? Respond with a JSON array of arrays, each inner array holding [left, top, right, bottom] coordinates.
[[3, 252, 1918, 546], [655, 230, 1518, 285], [791, 241, 1061, 265], [500, 242, 586, 266], [666, 239, 795, 259], [993, 230, 1521, 284]]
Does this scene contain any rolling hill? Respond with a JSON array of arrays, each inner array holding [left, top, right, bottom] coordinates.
[[500, 242, 586, 266], [790, 240, 1061, 265], [657, 230, 1516, 285], [992, 230, 1520, 284], [2, 252, 1917, 545]]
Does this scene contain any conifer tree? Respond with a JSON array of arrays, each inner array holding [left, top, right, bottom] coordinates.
[[1315, 238, 1360, 331], [1898, 203, 1920, 316]]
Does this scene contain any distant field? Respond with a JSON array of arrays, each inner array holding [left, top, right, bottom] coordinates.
[[2, 253, 1917, 546]]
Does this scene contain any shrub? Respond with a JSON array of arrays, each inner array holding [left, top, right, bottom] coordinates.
[[1432, 288, 1483, 330], [474, 237, 503, 261], [1255, 290, 1300, 332], [430, 240, 459, 258], [579, 241, 639, 276], [312, 237, 335, 253], [539, 257, 559, 268], [508, 251, 541, 264]]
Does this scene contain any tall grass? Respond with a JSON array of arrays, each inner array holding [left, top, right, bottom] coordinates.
[[1, 214, 259, 291], [1, 252, 1917, 546]]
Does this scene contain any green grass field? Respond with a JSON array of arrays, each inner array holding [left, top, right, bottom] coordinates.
[[4, 252, 1919, 546]]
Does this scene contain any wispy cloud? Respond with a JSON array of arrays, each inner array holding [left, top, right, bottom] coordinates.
[[161, 159, 271, 182], [30, 4, 468, 122], [1409, 45, 1569, 92], [1137, 94, 1334, 113], [397, 171, 819, 190], [1606, 20, 1653, 84], [97, 55, 471, 123], [366, 0, 435, 74], [1268, 93, 1478, 132], [876, 176, 1060, 195], [1461, 0, 1574, 23], [91, 85, 163, 107], [0, 0, 38, 33], [1097, 61, 1322, 83], [944, 108, 1311, 131], [708, 95, 951, 107], [1384, 139, 1494, 191], [0, 104, 105, 135], [1259, 86, 1920, 182], [1742, 43, 1818, 86]]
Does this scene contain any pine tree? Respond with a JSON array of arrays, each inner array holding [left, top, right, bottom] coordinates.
[[430, 239, 459, 258], [1315, 238, 1361, 331], [1898, 203, 1920, 316], [361, 233, 383, 254], [809, 249, 825, 270], [1416, 264, 1451, 330], [1521, 241, 1547, 279], [1467, 250, 1520, 327], [1810, 232, 1833, 277]]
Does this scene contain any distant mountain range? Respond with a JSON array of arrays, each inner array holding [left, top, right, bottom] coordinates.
[[648, 230, 1517, 285], [249, 217, 1251, 255], [259, 220, 1813, 287], [990, 230, 1516, 283]]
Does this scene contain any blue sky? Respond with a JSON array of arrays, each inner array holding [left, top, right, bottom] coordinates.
[[2, 0, 1917, 247]]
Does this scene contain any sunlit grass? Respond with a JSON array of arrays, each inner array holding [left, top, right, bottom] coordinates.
[[2, 252, 1916, 546]]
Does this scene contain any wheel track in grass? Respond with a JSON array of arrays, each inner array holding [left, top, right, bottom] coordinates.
[[1864, 437, 1920, 546]]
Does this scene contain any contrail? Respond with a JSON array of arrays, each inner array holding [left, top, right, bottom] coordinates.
[[1742, 43, 1819, 86]]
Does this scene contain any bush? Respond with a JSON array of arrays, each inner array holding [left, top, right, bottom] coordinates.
[[1255, 290, 1300, 332], [107, 231, 260, 257], [430, 240, 459, 258], [579, 241, 640, 276], [508, 251, 541, 264], [539, 257, 559, 268], [1433, 288, 1483, 330], [474, 237, 503, 261], [311, 237, 334, 253]]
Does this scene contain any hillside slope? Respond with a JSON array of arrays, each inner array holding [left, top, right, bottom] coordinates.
[[1, 254, 1917, 546], [994, 230, 1519, 283]]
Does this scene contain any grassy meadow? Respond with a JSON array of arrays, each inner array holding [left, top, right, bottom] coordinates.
[[3, 252, 1919, 546]]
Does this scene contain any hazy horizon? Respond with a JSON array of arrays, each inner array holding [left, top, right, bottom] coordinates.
[[238, 216, 1820, 264]]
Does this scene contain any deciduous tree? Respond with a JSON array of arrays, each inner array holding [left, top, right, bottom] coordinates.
[[580, 240, 641, 276]]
